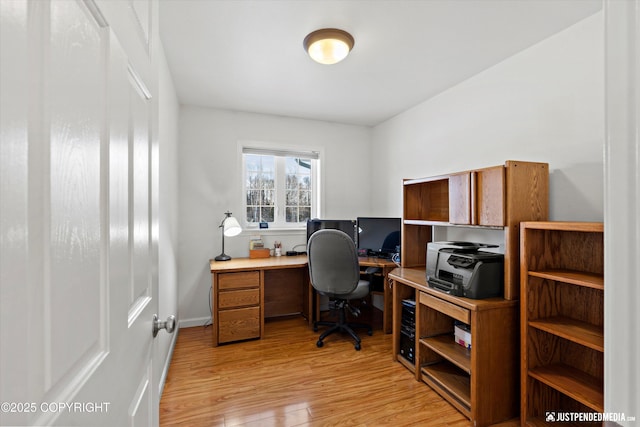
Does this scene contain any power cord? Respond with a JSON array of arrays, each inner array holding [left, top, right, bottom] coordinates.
[[286, 243, 307, 256], [391, 252, 401, 267], [203, 286, 212, 328]]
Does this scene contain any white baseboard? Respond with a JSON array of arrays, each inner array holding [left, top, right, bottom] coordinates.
[[178, 316, 212, 328], [158, 327, 179, 398]]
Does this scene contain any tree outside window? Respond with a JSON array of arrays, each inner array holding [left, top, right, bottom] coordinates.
[[245, 154, 275, 222], [285, 157, 312, 223], [243, 148, 319, 228]]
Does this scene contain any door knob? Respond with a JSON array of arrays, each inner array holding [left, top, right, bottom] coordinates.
[[153, 314, 176, 337]]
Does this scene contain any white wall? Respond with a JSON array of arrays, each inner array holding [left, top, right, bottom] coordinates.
[[371, 12, 604, 222], [156, 42, 179, 395], [178, 107, 372, 325]]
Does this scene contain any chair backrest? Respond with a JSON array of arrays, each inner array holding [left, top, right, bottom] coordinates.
[[307, 229, 360, 296]]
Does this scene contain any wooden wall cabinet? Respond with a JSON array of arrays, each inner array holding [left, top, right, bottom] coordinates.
[[520, 222, 604, 425], [402, 160, 549, 300]]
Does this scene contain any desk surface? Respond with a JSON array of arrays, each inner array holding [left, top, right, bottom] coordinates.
[[210, 255, 308, 272], [209, 254, 398, 335], [209, 255, 396, 273], [388, 267, 519, 311]]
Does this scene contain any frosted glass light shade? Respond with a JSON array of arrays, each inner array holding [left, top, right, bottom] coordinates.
[[303, 28, 354, 65]]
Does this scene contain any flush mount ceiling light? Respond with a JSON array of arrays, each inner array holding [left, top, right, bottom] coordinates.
[[303, 28, 354, 65]]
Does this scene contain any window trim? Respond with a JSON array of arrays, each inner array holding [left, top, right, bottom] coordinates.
[[239, 141, 323, 231]]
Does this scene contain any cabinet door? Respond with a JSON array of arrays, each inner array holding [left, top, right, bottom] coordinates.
[[449, 173, 472, 225], [448, 167, 504, 226], [475, 166, 504, 226]]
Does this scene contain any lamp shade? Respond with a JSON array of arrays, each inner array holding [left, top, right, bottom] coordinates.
[[303, 28, 354, 65], [223, 216, 242, 237]]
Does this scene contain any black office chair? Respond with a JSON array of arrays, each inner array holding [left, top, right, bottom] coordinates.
[[307, 229, 373, 351]]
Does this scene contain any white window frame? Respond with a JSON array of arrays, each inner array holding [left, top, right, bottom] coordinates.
[[240, 142, 321, 230]]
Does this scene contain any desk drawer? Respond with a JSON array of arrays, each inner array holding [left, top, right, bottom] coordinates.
[[420, 292, 470, 324], [218, 306, 260, 343], [218, 288, 260, 309], [218, 271, 260, 290]]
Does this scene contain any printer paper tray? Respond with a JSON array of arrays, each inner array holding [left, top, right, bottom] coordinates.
[[428, 278, 464, 297]]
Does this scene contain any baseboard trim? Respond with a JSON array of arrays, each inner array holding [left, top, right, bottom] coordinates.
[[178, 316, 211, 328], [158, 327, 179, 398]]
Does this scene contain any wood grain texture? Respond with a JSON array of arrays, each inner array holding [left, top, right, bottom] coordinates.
[[403, 177, 449, 222], [400, 223, 432, 267], [217, 306, 261, 343], [520, 222, 604, 424], [213, 270, 262, 346], [210, 255, 309, 273], [448, 172, 471, 225], [503, 161, 549, 300], [393, 273, 519, 426], [218, 271, 260, 290], [160, 318, 474, 427], [264, 268, 304, 317], [218, 289, 260, 309], [401, 161, 549, 300], [475, 166, 505, 227]]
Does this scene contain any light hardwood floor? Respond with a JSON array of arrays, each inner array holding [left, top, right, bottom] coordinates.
[[160, 316, 515, 426]]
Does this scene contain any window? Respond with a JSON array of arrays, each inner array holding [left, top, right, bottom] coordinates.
[[242, 146, 320, 228]]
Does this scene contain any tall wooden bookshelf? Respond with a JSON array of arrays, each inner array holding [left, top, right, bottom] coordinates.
[[520, 221, 604, 426]]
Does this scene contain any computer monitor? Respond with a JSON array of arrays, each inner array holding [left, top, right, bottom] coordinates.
[[357, 217, 401, 258], [306, 219, 357, 243]]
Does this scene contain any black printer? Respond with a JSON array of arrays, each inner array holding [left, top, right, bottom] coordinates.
[[426, 241, 503, 299]]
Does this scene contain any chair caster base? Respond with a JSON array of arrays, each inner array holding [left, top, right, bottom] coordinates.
[[312, 305, 371, 351]]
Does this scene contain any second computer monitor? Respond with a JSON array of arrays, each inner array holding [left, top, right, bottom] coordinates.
[[357, 217, 401, 258], [306, 219, 357, 243]]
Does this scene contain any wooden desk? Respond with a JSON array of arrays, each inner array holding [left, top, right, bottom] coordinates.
[[209, 256, 310, 346], [389, 267, 519, 425], [358, 257, 397, 334], [209, 255, 397, 346]]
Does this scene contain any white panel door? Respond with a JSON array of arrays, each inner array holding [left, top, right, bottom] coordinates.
[[0, 0, 161, 425]]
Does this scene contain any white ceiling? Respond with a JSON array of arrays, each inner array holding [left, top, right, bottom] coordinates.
[[159, 0, 602, 127]]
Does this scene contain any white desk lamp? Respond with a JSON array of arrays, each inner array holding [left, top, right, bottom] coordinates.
[[215, 211, 242, 261]]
